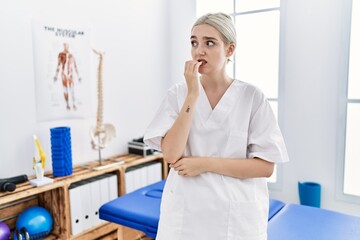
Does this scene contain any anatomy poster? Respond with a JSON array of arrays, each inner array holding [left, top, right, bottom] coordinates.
[[32, 21, 93, 121]]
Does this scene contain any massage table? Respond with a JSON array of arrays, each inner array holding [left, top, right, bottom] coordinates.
[[100, 180, 360, 239], [267, 203, 360, 240], [99, 180, 285, 238]]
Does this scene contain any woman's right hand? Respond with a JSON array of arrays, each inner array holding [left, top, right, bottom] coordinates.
[[184, 60, 202, 97]]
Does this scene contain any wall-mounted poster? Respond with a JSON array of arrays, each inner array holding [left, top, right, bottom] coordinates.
[[32, 21, 93, 121]]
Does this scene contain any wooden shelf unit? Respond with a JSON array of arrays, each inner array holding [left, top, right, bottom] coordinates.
[[0, 153, 166, 240]]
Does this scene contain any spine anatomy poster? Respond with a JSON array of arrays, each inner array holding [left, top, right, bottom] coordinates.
[[32, 21, 93, 121]]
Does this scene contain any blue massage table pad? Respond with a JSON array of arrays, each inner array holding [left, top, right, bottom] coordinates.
[[269, 198, 285, 220], [267, 203, 360, 240], [99, 180, 285, 238], [99, 180, 165, 238]]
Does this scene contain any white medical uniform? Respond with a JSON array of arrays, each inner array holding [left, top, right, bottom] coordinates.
[[144, 79, 289, 240]]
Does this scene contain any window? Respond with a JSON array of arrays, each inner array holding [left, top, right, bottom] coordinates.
[[196, 0, 281, 184], [343, 0, 360, 198]]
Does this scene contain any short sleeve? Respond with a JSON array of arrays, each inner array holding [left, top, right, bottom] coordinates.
[[143, 85, 181, 151], [247, 92, 289, 163]]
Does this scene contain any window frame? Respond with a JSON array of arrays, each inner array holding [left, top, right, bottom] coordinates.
[[335, 0, 360, 204]]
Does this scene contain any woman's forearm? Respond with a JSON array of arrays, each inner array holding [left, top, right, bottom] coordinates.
[[206, 157, 274, 179], [161, 94, 198, 163], [171, 156, 274, 178]]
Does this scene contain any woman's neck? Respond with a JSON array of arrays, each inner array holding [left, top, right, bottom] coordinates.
[[200, 73, 232, 90]]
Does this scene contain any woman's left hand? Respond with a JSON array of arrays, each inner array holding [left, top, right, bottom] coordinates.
[[170, 157, 206, 177]]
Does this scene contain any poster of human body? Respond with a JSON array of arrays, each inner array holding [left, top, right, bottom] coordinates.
[[32, 21, 92, 121]]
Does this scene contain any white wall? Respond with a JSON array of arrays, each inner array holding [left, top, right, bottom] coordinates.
[[0, 0, 172, 177], [270, 0, 360, 216], [168, 0, 197, 85]]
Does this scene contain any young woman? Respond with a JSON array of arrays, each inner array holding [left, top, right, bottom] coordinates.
[[144, 12, 289, 240]]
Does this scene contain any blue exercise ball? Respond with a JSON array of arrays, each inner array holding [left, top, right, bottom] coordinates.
[[0, 221, 10, 240], [15, 206, 53, 239]]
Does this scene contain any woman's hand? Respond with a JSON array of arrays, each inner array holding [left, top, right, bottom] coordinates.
[[170, 157, 206, 177], [184, 60, 202, 97]]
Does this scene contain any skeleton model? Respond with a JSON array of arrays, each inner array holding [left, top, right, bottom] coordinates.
[[90, 49, 116, 164]]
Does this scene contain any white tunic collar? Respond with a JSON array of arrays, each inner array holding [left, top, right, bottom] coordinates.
[[197, 79, 239, 127]]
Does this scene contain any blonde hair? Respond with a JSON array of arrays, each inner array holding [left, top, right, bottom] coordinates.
[[192, 12, 237, 47]]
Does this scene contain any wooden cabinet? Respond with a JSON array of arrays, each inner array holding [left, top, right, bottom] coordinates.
[[0, 153, 167, 240]]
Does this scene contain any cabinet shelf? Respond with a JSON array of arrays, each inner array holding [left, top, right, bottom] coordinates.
[[0, 153, 166, 240]]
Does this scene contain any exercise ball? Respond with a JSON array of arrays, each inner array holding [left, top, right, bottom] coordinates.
[[0, 222, 10, 240], [15, 206, 53, 239]]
